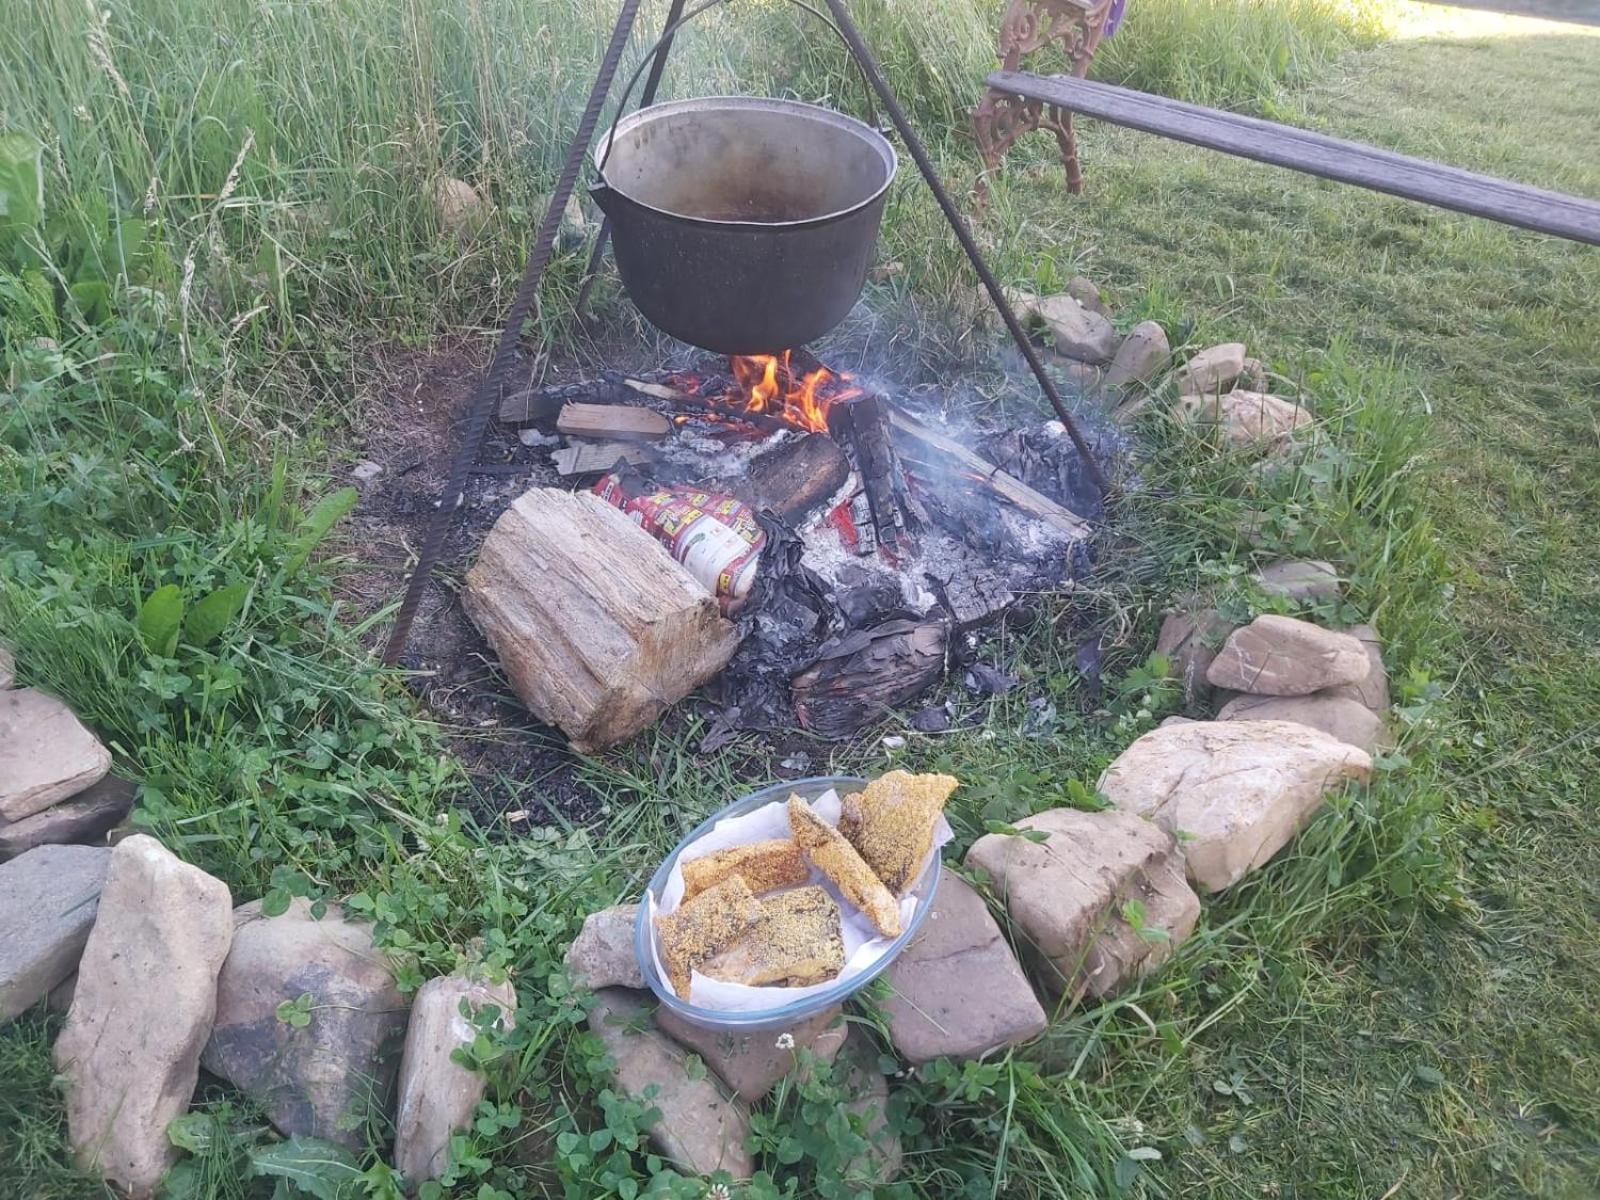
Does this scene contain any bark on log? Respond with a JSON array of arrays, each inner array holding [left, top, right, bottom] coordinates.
[[791, 619, 948, 739], [462, 489, 741, 752]]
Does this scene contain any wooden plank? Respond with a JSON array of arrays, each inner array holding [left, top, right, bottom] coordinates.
[[551, 441, 654, 476], [886, 407, 1092, 541], [987, 71, 1600, 246], [556, 402, 671, 441]]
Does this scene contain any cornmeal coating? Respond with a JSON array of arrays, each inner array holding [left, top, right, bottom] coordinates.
[[702, 886, 844, 988], [680, 838, 810, 901], [838, 770, 958, 894], [787, 796, 902, 938], [654, 875, 761, 999]]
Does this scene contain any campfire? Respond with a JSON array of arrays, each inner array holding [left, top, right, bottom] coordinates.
[[481, 345, 1108, 748]]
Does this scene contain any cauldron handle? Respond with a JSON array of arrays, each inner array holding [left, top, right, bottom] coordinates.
[[596, 0, 880, 179]]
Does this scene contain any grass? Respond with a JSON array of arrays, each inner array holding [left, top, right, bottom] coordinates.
[[3, 0, 1599, 1198]]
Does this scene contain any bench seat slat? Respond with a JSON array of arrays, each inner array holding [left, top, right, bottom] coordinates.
[[987, 70, 1600, 246]]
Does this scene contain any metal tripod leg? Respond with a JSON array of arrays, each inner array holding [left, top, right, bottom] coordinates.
[[819, 0, 1110, 496], [575, 0, 690, 320], [382, 0, 646, 665]]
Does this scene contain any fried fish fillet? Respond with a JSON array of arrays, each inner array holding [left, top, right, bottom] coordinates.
[[680, 838, 810, 902], [702, 886, 845, 988], [787, 796, 902, 938], [837, 770, 958, 895], [653, 875, 761, 999]]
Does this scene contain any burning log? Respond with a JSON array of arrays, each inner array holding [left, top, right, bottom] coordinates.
[[926, 570, 1016, 630], [828, 391, 925, 554], [556, 402, 671, 441], [887, 408, 1091, 542], [462, 489, 741, 753], [745, 433, 850, 519], [791, 618, 948, 739]]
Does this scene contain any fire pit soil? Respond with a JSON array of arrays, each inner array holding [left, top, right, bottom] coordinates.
[[337, 336, 1116, 828]]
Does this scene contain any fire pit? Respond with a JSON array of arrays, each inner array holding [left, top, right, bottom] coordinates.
[[478, 343, 1108, 748]]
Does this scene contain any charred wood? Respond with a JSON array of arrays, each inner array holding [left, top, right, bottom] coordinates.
[[790, 618, 949, 739], [887, 408, 1091, 541], [746, 433, 850, 519]]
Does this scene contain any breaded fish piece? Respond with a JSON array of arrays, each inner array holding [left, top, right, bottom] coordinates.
[[787, 796, 901, 938], [702, 886, 844, 988], [838, 770, 958, 894], [654, 876, 760, 999], [680, 838, 810, 902]]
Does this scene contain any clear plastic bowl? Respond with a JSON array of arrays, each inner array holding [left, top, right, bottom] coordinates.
[[634, 775, 943, 1031]]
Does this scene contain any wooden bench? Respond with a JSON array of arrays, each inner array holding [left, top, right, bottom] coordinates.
[[986, 70, 1600, 246]]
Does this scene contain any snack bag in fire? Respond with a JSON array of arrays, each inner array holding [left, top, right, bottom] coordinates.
[[594, 471, 765, 614]]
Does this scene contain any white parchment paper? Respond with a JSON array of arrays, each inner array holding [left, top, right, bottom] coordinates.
[[646, 788, 953, 1012]]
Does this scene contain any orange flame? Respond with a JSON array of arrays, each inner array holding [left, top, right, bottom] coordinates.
[[724, 351, 861, 433]]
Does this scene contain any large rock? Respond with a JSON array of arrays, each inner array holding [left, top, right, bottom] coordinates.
[[588, 989, 753, 1179], [1066, 275, 1109, 317], [54, 836, 233, 1199], [1034, 294, 1118, 365], [0, 688, 111, 821], [1181, 389, 1312, 448], [1207, 615, 1371, 696], [1103, 320, 1171, 392], [1156, 606, 1236, 707], [1322, 624, 1390, 714], [1217, 692, 1390, 753], [566, 903, 644, 991], [881, 873, 1046, 1064], [0, 844, 111, 1022], [837, 1032, 901, 1187], [462, 489, 740, 753], [0, 776, 136, 862], [393, 974, 518, 1184], [966, 809, 1198, 999], [434, 177, 487, 232], [1253, 560, 1340, 605], [202, 898, 409, 1149], [1174, 342, 1246, 396], [1099, 721, 1373, 891], [656, 1006, 847, 1103]]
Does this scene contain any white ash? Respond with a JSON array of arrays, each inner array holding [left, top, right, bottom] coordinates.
[[655, 426, 794, 477]]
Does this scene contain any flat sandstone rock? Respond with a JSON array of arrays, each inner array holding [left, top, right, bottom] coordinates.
[[1217, 692, 1390, 753], [656, 1005, 847, 1102], [1207, 614, 1370, 696], [880, 873, 1046, 1064], [588, 989, 754, 1179], [966, 808, 1198, 1000], [1253, 559, 1340, 605], [0, 776, 136, 862], [54, 836, 233, 1199], [566, 903, 645, 991], [1174, 342, 1246, 396], [0, 844, 112, 1023], [1099, 720, 1372, 892], [393, 974, 518, 1184], [1157, 607, 1237, 707], [202, 897, 409, 1148], [462, 489, 740, 753], [0, 688, 111, 821], [1322, 624, 1390, 713]]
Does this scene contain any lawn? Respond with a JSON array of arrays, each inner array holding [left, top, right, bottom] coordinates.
[[1, 1, 1597, 1197]]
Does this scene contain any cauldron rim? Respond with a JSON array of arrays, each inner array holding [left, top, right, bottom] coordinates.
[[593, 94, 898, 232]]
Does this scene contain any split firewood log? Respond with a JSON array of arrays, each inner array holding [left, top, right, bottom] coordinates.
[[462, 488, 740, 752]]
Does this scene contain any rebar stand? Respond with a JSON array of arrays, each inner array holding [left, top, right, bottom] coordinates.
[[385, 0, 1108, 665]]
